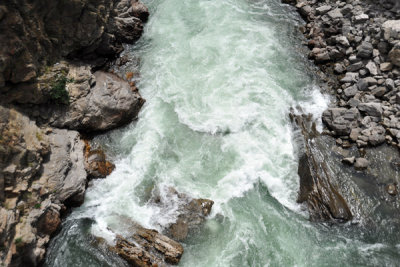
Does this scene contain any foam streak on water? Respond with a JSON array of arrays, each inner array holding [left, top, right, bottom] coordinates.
[[45, 1, 400, 266]]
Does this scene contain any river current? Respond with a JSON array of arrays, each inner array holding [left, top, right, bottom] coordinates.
[[44, 0, 400, 266]]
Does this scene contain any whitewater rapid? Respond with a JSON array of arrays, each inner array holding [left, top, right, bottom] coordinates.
[[44, 1, 400, 266]]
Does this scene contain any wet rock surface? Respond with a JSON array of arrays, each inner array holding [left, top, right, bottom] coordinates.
[[84, 140, 115, 178], [291, 112, 400, 228], [292, 114, 352, 222], [104, 186, 214, 266], [112, 226, 184, 266], [150, 187, 214, 241]]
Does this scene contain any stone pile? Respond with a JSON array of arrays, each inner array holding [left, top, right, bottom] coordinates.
[[285, 0, 400, 170]]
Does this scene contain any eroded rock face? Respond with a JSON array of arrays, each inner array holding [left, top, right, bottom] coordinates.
[[0, 0, 148, 92], [0, 106, 91, 266]]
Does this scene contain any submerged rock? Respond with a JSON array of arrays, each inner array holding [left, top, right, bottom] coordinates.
[[150, 187, 214, 241]]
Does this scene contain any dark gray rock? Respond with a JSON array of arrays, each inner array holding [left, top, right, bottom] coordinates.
[[372, 87, 387, 97], [292, 114, 352, 223], [358, 102, 383, 117], [322, 108, 360, 135], [344, 85, 359, 98], [49, 65, 145, 132], [357, 42, 373, 58], [388, 43, 400, 67], [316, 5, 332, 15], [357, 79, 368, 91], [347, 62, 364, 72], [340, 72, 359, 83], [327, 9, 343, 19]]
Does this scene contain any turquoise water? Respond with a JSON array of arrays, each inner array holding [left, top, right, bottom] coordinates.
[[45, 0, 400, 266]]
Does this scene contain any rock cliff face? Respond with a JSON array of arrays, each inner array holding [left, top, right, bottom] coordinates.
[[0, 0, 147, 91], [0, 0, 149, 266]]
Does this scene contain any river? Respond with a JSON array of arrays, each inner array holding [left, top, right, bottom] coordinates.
[[44, 0, 400, 266]]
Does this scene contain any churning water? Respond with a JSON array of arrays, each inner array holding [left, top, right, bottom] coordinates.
[[45, 0, 400, 266]]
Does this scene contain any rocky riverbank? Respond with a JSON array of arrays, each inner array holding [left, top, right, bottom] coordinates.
[[283, 0, 400, 223], [0, 0, 148, 265]]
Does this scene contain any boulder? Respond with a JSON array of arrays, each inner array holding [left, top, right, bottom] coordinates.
[[357, 42, 373, 59], [131, 227, 184, 264], [382, 20, 400, 41], [380, 62, 393, 72], [354, 158, 369, 170], [386, 184, 398, 196], [340, 72, 358, 83], [343, 85, 358, 98], [354, 14, 369, 24], [316, 5, 332, 15], [113, 235, 163, 267], [365, 61, 378, 76], [327, 9, 343, 19], [361, 126, 386, 146], [322, 108, 360, 135], [388, 43, 400, 67], [0, 106, 90, 266], [342, 156, 355, 165], [0, 0, 148, 95], [336, 36, 350, 47], [108, 218, 184, 265], [357, 102, 383, 117], [49, 65, 145, 132]]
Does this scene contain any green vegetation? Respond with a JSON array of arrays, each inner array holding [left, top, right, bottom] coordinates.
[[50, 75, 72, 105], [34, 203, 41, 209], [36, 131, 43, 141], [14, 237, 23, 245]]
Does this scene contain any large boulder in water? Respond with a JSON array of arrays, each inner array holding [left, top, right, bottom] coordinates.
[[291, 113, 352, 222]]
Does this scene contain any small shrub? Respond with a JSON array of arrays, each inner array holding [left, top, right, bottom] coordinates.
[[36, 132, 43, 141], [14, 237, 22, 245], [50, 75, 72, 105], [34, 203, 41, 209]]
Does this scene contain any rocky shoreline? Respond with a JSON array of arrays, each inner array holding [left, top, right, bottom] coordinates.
[[0, 1, 216, 265], [0, 0, 149, 265], [284, 0, 400, 224]]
